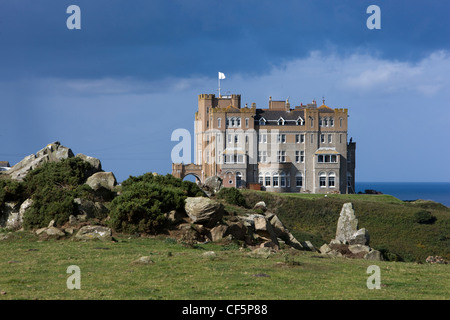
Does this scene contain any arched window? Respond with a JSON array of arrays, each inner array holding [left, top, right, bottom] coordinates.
[[328, 172, 336, 187], [319, 172, 326, 187], [264, 173, 271, 187], [273, 172, 279, 187], [236, 172, 242, 188]]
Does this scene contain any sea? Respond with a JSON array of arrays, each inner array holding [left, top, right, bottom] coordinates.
[[356, 182, 450, 207]]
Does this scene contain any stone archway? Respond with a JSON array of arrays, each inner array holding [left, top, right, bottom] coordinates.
[[172, 163, 203, 184]]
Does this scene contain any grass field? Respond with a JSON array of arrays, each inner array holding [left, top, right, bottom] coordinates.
[[241, 190, 450, 263], [0, 232, 448, 300]]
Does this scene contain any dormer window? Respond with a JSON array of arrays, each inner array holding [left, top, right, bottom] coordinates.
[[296, 117, 304, 126], [277, 117, 285, 126], [259, 117, 266, 126]]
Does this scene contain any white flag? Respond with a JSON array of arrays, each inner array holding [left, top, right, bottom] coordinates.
[[218, 72, 226, 80]]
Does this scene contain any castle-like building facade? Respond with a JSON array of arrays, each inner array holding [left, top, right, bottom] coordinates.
[[173, 94, 356, 194]]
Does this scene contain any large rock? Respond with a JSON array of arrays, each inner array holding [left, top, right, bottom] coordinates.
[[75, 153, 102, 176], [6, 142, 74, 181], [0, 202, 21, 230], [364, 250, 383, 261], [209, 224, 229, 242], [184, 197, 224, 227], [203, 176, 223, 194], [75, 225, 112, 241], [335, 203, 369, 245], [86, 172, 117, 191]]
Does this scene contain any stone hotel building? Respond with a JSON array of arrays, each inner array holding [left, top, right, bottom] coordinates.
[[172, 93, 356, 194]]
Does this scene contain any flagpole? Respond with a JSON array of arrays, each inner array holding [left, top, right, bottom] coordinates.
[[218, 73, 221, 97]]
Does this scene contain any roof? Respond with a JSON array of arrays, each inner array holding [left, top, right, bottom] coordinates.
[[315, 148, 340, 155], [0, 161, 10, 167], [255, 109, 305, 125], [317, 104, 335, 113]]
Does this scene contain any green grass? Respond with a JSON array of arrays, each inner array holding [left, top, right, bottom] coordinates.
[[241, 190, 450, 263], [0, 233, 448, 300]]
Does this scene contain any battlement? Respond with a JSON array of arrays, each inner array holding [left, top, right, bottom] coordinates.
[[199, 94, 215, 100]]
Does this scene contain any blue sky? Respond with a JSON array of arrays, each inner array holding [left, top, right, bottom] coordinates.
[[1, 0, 449, 182]]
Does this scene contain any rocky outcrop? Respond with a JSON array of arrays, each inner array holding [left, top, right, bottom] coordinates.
[[202, 176, 223, 195], [86, 172, 117, 191], [5, 142, 74, 181], [0, 202, 21, 230], [335, 203, 370, 245], [320, 203, 382, 261], [74, 225, 112, 241], [184, 197, 224, 227], [3, 142, 103, 182]]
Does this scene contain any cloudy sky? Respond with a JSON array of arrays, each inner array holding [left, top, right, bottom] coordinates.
[[1, 0, 449, 183]]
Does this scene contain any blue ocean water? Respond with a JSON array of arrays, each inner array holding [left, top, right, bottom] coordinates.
[[356, 182, 450, 207]]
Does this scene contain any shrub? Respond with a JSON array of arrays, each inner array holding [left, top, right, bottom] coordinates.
[[413, 210, 437, 224], [0, 179, 25, 208], [216, 187, 247, 208], [108, 174, 202, 234], [22, 157, 96, 229]]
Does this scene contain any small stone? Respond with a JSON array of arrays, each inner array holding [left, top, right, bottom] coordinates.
[[132, 256, 154, 265]]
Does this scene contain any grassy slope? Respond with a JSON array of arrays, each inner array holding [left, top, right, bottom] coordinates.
[[0, 233, 448, 300], [241, 190, 450, 262]]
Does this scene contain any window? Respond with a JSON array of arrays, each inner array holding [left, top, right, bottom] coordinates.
[[226, 119, 230, 127], [340, 118, 343, 128], [259, 118, 266, 126], [234, 135, 239, 144], [277, 117, 285, 125], [339, 134, 342, 144], [277, 134, 286, 143], [258, 133, 267, 143], [328, 134, 332, 144], [319, 118, 323, 127], [295, 134, 305, 143], [318, 154, 338, 163], [311, 134, 314, 144], [328, 172, 336, 187], [296, 173, 303, 187], [206, 120, 209, 128], [319, 172, 326, 187], [231, 118, 235, 127], [310, 117, 314, 127], [273, 173, 279, 187], [217, 118, 222, 128], [297, 117, 304, 126], [324, 118, 328, 127], [295, 151, 304, 163], [245, 118, 249, 128], [236, 118, 241, 127], [258, 151, 267, 163], [277, 151, 286, 163], [330, 118, 334, 127], [259, 174, 263, 185], [265, 175, 271, 186], [280, 173, 286, 188], [245, 135, 249, 144], [320, 134, 325, 143], [228, 134, 232, 144]]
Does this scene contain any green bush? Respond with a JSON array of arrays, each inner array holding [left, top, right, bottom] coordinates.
[[108, 174, 204, 234], [413, 210, 437, 224], [0, 179, 25, 208], [22, 157, 96, 229], [216, 187, 247, 208]]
